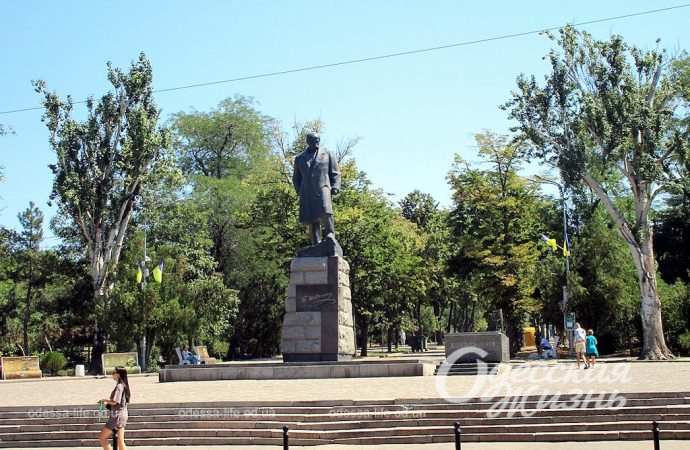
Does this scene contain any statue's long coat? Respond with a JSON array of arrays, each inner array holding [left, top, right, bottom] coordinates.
[[292, 148, 341, 225]]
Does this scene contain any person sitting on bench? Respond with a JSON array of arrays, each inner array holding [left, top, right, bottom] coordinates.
[[181, 347, 200, 365], [540, 337, 555, 359]]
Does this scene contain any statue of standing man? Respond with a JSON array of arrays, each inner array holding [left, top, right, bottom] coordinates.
[[293, 132, 343, 256]]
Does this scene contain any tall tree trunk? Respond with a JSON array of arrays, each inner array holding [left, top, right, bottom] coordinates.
[[447, 302, 454, 333], [360, 317, 369, 357], [23, 282, 32, 356], [636, 238, 673, 359], [89, 326, 106, 375], [582, 174, 673, 360], [387, 326, 393, 353], [144, 331, 156, 370], [89, 290, 106, 375], [416, 300, 422, 335]]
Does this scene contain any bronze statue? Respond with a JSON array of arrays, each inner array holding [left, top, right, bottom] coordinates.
[[293, 132, 342, 255]]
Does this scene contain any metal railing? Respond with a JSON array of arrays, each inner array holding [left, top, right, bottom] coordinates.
[[109, 420, 664, 449], [451, 422, 663, 449]]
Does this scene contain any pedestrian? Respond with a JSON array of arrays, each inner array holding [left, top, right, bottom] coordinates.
[[574, 322, 587, 369], [585, 329, 599, 369], [98, 366, 130, 450]]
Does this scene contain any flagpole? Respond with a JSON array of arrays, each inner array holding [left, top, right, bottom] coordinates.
[[560, 185, 574, 356], [531, 175, 572, 356]]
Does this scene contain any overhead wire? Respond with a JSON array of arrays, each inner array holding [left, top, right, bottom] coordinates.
[[0, 3, 688, 116]]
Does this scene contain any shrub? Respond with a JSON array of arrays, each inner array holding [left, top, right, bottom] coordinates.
[[41, 352, 67, 376], [679, 330, 690, 356]]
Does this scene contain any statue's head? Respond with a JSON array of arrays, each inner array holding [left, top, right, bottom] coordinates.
[[306, 132, 320, 150]]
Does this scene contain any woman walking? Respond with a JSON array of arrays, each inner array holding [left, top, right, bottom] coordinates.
[[585, 329, 599, 369], [98, 367, 130, 450]]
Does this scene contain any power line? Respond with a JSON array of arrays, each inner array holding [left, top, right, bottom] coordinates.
[[1, 3, 688, 116]]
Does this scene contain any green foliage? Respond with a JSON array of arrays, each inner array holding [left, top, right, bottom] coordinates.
[[448, 132, 547, 353], [679, 331, 690, 355], [5, 45, 689, 363], [659, 279, 690, 352], [41, 351, 67, 375], [34, 53, 171, 297], [568, 205, 639, 353], [335, 170, 426, 354], [505, 27, 687, 193], [171, 96, 273, 179], [504, 27, 687, 358], [400, 191, 439, 229], [655, 193, 690, 283]]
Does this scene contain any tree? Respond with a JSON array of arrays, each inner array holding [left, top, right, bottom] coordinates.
[[568, 204, 639, 354], [655, 192, 690, 283], [400, 191, 439, 230], [399, 191, 452, 342], [17, 202, 44, 355], [448, 132, 546, 354], [504, 27, 688, 359], [171, 97, 274, 274], [0, 228, 21, 354], [336, 168, 425, 356], [34, 53, 170, 372]]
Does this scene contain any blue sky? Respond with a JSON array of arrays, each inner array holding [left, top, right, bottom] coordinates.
[[1, 1, 688, 245]]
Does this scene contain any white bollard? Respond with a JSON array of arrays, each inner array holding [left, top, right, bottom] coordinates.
[[75, 364, 85, 377]]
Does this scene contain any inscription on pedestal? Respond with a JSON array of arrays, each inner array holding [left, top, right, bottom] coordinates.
[[296, 285, 337, 311]]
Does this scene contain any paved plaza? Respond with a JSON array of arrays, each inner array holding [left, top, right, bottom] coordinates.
[[2, 360, 689, 407]]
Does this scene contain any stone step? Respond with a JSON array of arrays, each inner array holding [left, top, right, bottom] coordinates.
[[2, 421, 689, 442], [0, 436, 328, 448], [6, 413, 690, 434], [3, 404, 690, 427], [2, 396, 688, 421], [2, 392, 689, 446], [2, 428, 689, 447], [2, 390, 688, 414]]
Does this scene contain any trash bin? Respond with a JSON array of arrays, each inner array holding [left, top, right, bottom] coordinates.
[[75, 364, 85, 377]]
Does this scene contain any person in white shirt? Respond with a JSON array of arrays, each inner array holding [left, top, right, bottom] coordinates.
[[574, 323, 587, 368]]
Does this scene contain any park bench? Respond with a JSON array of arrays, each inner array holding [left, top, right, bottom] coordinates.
[[101, 352, 141, 375], [194, 345, 217, 364], [1, 356, 42, 380]]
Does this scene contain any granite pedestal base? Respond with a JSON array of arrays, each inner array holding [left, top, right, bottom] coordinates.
[[444, 332, 510, 363], [281, 256, 355, 362]]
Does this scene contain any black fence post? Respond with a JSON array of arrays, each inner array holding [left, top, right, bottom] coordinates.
[[652, 421, 660, 450], [283, 425, 289, 450], [112, 428, 118, 450], [454, 421, 461, 450]]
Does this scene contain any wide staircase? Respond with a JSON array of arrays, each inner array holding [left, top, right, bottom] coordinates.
[[1, 391, 689, 447]]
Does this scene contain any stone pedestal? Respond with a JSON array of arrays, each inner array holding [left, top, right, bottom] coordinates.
[[444, 332, 510, 363], [281, 256, 355, 362]]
